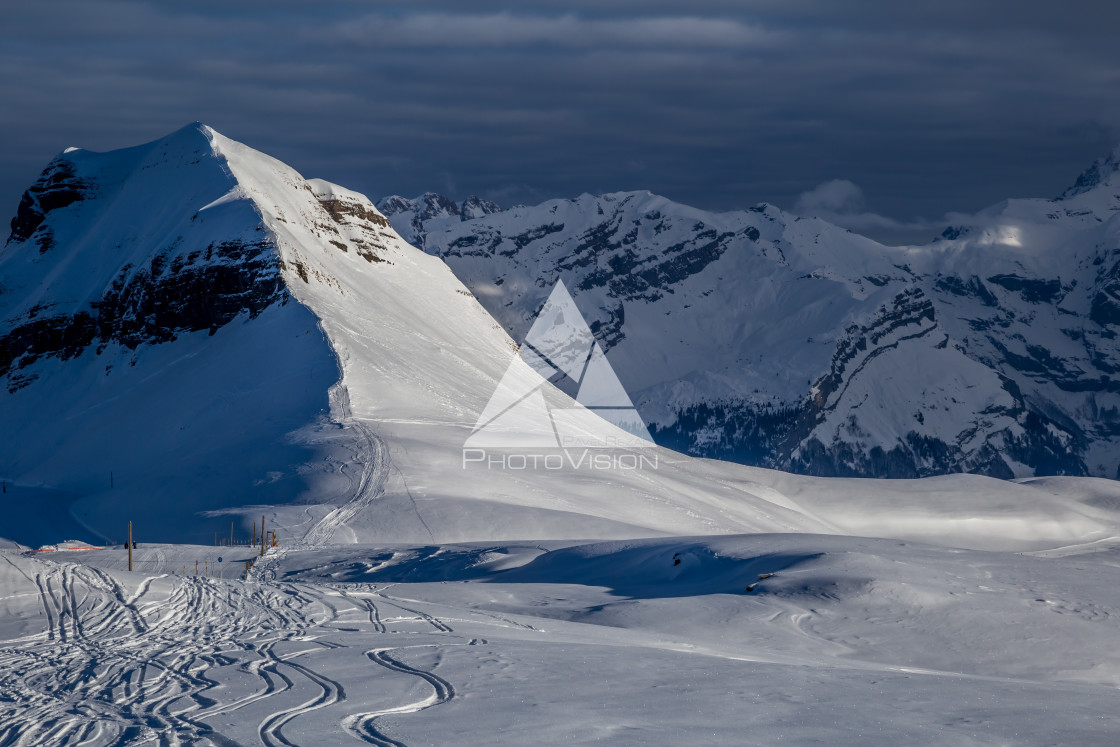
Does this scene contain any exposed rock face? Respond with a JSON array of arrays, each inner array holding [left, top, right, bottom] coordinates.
[[985, 274, 1062, 304], [8, 159, 95, 251], [0, 125, 296, 394], [1090, 256, 1120, 329], [318, 196, 390, 228], [310, 184, 391, 264], [1060, 145, 1120, 199], [376, 192, 502, 249], [0, 311, 98, 392], [1, 237, 286, 392], [460, 196, 501, 221]]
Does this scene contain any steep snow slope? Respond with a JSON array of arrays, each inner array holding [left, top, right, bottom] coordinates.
[[389, 151, 1120, 480], [200, 131, 847, 545], [899, 146, 1120, 478]]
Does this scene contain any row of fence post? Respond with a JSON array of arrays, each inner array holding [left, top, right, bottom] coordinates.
[[124, 517, 276, 575]]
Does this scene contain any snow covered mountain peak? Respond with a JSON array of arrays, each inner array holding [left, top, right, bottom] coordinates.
[[376, 192, 503, 248], [460, 194, 502, 220], [7, 122, 218, 248], [1060, 143, 1120, 199], [0, 123, 504, 543]]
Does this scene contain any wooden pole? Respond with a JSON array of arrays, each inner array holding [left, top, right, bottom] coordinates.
[[230, 521, 234, 548], [261, 515, 266, 557], [127, 521, 132, 572]]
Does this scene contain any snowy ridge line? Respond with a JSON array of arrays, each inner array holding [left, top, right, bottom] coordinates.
[[400, 168, 1120, 479]]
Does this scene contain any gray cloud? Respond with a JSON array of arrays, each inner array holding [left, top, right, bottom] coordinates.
[[792, 179, 941, 243], [1, 1, 1118, 241], [794, 180, 866, 216], [329, 13, 780, 49]]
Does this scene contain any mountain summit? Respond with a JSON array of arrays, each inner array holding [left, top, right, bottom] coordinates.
[[376, 192, 501, 249], [1060, 144, 1120, 199]]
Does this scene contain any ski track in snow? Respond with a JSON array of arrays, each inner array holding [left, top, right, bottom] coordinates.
[[303, 420, 390, 547], [343, 646, 457, 747], [0, 557, 463, 747], [5, 535, 1120, 745]]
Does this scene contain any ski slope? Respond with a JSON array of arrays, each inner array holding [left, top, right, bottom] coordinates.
[[3, 530, 1120, 745]]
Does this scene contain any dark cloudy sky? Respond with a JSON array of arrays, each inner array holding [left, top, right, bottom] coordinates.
[[2, 1, 1119, 242]]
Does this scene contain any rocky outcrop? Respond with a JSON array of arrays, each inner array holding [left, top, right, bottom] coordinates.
[[1, 237, 286, 392], [7, 159, 94, 250], [314, 193, 390, 263], [1060, 145, 1120, 199], [986, 274, 1063, 304], [460, 196, 501, 221], [1090, 256, 1120, 328]]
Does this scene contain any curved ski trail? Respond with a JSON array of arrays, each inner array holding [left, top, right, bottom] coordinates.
[[344, 646, 456, 747], [304, 419, 390, 546]]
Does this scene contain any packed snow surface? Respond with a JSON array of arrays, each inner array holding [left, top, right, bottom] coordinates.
[[3, 530, 1120, 745]]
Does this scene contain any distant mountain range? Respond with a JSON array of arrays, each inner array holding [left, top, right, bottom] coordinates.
[[378, 147, 1120, 480]]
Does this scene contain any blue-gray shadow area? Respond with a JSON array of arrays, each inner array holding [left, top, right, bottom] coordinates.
[[0, 484, 91, 549], [0, 302, 342, 548], [279, 537, 827, 600]]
